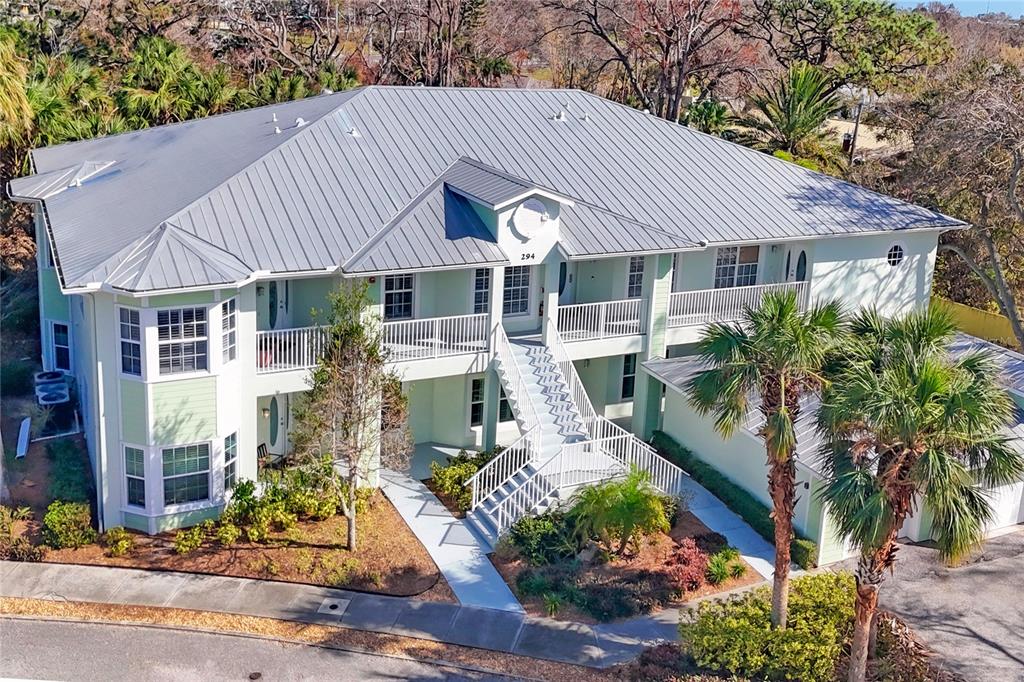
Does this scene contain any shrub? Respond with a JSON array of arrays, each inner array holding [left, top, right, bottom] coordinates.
[[101, 527, 134, 557], [652, 431, 819, 569], [516, 562, 580, 598], [569, 468, 671, 555], [665, 537, 708, 592], [627, 644, 695, 682], [543, 593, 561, 617], [222, 479, 297, 542], [680, 572, 855, 681], [215, 522, 241, 546], [42, 501, 96, 549], [1, 537, 45, 562], [428, 447, 501, 511], [46, 439, 92, 504], [173, 524, 207, 554], [705, 553, 731, 585], [729, 562, 746, 579], [1, 360, 34, 397], [507, 510, 579, 566]]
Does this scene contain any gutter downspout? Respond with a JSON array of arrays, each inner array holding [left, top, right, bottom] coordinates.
[[89, 293, 107, 532]]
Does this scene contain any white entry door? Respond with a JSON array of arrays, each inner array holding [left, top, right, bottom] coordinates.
[[267, 394, 290, 456]]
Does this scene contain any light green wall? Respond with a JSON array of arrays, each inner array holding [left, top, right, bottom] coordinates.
[[40, 268, 69, 320], [405, 375, 475, 447], [121, 512, 150, 532], [575, 259, 625, 302], [120, 379, 147, 444], [417, 270, 474, 318], [151, 376, 218, 445], [152, 505, 224, 532], [147, 290, 216, 307], [289, 277, 337, 326], [576, 356, 632, 413]]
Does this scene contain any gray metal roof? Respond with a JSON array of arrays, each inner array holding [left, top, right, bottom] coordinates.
[[12, 86, 967, 293], [644, 333, 1024, 475]]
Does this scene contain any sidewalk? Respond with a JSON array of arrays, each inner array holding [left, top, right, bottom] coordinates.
[[0, 561, 676, 667], [379, 469, 521, 613]]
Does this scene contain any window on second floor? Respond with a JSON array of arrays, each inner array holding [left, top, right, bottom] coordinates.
[[119, 308, 142, 376], [384, 274, 414, 320], [714, 246, 759, 289], [503, 266, 530, 315], [473, 269, 490, 314], [221, 299, 237, 363], [627, 256, 645, 298], [157, 307, 208, 375]]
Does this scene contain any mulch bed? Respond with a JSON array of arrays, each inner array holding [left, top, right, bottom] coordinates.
[[492, 510, 763, 624], [422, 479, 466, 519]]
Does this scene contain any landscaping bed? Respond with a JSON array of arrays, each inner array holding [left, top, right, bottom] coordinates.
[[493, 508, 761, 623]]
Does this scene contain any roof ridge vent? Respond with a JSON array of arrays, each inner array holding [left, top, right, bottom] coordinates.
[[295, 117, 308, 128]]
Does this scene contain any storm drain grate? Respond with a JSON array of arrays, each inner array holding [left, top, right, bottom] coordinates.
[[317, 598, 351, 616]]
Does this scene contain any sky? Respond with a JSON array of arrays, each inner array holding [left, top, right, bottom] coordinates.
[[895, 0, 1024, 16]]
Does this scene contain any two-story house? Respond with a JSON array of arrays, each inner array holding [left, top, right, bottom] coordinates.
[[14, 86, 1002, 549]]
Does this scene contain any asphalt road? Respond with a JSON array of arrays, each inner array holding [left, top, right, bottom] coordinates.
[[871, 530, 1024, 681], [0, 618, 513, 681]]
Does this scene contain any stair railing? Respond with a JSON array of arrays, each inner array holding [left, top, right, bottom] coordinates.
[[490, 451, 562, 534], [466, 323, 543, 510]]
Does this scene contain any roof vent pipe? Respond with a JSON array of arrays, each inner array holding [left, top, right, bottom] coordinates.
[[272, 113, 278, 122], [321, 88, 333, 95], [347, 126, 360, 138], [580, 112, 591, 122], [553, 110, 567, 122], [295, 117, 307, 127], [274, 126, 282, 134]]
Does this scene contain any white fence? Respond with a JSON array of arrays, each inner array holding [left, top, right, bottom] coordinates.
[[668, 281, 810, 328], [557, 298, 646, 341], [255, 313, 489, 373]]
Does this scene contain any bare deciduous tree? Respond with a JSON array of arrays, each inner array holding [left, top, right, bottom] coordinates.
[[290, 282, 412, 551], [542, 0, 746, 121]]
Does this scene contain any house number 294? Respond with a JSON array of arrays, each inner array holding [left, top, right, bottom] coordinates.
[[520, 253, 535, 261]]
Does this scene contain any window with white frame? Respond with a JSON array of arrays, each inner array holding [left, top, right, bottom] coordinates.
[[52, 322, 70, 371], [473, 268, 490, 314], [119, 308, 142, 376], [125, 446, 145, 507], [627, 256, 645, 298], [503, 266, 530, 315], [157, 307, 208, 375], [384, 274, 414, 320], [162, 443, 210, 505], [499, 387, 514, 423], [221, 299, 237, 363], [714, 246, 759, 289], [224, 432, 238, 490], [470, 378, 485, 427], [621, 354, 637, 399]]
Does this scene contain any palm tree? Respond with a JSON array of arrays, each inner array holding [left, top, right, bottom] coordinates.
[[734, 63, 844, 172], [687, 290, 846, 628], [247, 68, 309, 106], [817, 307, 1024, 682], [0, 35, 32, 149], [682, 99, 731, 136]]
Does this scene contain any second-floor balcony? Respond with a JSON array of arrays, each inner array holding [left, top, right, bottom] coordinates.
[[255, 313, 489, 374], [668, 281, 809, 328]]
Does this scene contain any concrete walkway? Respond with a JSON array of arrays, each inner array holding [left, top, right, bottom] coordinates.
[[379, 470, 522, 613], [0, 561, 673, 667], [679, 475, 777, 579]]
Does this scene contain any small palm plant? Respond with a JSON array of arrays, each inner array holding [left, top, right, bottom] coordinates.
[[733, 62, 844, 172], [817, 307, 1024, 682], [570, 468, 670, 556], [687, 289, 846, 629]]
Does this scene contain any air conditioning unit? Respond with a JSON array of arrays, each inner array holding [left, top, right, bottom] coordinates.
[[34, 370, 65, 386], [36, 383, 70, 406]]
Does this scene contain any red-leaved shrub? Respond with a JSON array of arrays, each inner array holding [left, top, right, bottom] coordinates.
[[665, 537, 709, 592]]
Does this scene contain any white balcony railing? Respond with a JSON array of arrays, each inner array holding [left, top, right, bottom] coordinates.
[[255, 313, 489, 374], [557, 298, 646, 342], [668, 281, 810, 328], [382, 313, 489, 362]]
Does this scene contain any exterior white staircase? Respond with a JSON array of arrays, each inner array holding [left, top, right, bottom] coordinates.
[[466, 323, 687, 547]]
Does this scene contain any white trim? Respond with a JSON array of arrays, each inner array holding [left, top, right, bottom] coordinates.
[[159, 440, 214, 510], [446, 185, 576, 211], [121, 442, 148, 512]]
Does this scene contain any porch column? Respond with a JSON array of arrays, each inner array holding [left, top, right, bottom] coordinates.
[[631, 253, 674, 440], [541, 254, 560, 345], [488, 266, 505, 351], [482, 367, 501, 451]]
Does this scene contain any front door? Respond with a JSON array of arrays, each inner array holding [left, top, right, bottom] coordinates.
[[267, 280, 291, 330], [557, 261, 576, 307], [267, 394, 289, 456]]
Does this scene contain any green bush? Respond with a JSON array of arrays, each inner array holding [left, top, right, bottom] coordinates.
[[1, 360, 34, 397], [568, 468, 671, 556], [215, 522, 242, 546], [42, 501, 97, 549], [46, 439, 92, 504], [173, 523, 208, 554], [680, 572, 855, 681], [507, 510, 579, 566], [428, 447, 501, 512], [705, 553, 731, 585], [652, 432, 819, 569], [1, 537, 45, 561], [101, 526, 134, 557]]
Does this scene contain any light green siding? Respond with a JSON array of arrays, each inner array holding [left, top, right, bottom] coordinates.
[[147, 291, 216, 307], [151, 377, 218, 444], [575, 259, 624, 302], [40, 268, 70, 320], [121, 512, 150, 532], [290, 276, 337, 326], [405, 375, 475, 447], [152, 505, 224, 532], [120, 379, 147, 443]]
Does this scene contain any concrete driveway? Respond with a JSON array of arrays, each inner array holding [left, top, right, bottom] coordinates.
[[873, 530, 1024, 681]]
